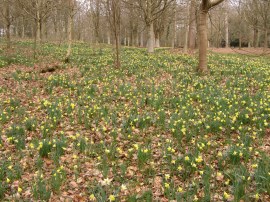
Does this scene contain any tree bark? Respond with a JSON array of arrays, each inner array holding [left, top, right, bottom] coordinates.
[[147, 22, 155, 53], [114, 32, 120, 67], [253, 27, 258, 48], [107, 31, 111, 44], [5, 0, 11, 49], [225, 7, 229, 48], [6, 23, 11, 49], [65, 0, 74, 63], [35, 0, 42, 45], [188, 0, 196, 50], [198, 9, 208, 73], [184, 24, 189, 53], [36, 19, 41, 45], [22, 16, 25, 39], [197, 0, 224, 73], [171, 4, 176, 48]]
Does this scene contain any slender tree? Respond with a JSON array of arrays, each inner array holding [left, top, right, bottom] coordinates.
[[65, 0, 76, 63], [105, 0, 121, 68], [188, 0, 197, 50]]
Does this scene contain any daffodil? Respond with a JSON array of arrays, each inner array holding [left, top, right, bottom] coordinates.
[[184, 156, 190, 161], [195, 155, 203, 163], [109, 194, 115, 201], [217, 151, 223, 157], [164, 182, 170, 188], [223, 191, 230, 200], [177, 187, 184, 193], [89, 194, 96, 201], [254, 193, 260, 200], [252, 164, 258, 168]]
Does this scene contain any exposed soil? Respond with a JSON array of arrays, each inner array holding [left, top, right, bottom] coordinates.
[[209, 47, 270, 56]]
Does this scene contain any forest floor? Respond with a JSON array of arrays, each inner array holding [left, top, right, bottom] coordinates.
[[209, 47, 270, 56], [0, 41, 269, 201]]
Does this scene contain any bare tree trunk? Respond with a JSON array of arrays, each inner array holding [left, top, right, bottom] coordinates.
[[225, 8, 229, 48], [65, 0, 74, 63], [107, 31, 111, 44], [253, 27, 258, 48], [43, 19, 48, 41], [188, 0, 196, 50], [198, 9, 208, 73], [22, 17, 25, 39], [171, 5, 176, 48], [184, 24, 189, 53], [36, 19, 41, 45], [5, 0, 11, 49], [114, 33, 120, 67], [36, 0, 42, 45], [147, 22, 155, 53], [6, 23, 11, 49], [111, 0, 121, 68]]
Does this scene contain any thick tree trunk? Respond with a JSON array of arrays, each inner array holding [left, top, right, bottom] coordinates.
[[147, 22, 155, 53], [188, 0, 196, 50], [198, 9, 208, 73]]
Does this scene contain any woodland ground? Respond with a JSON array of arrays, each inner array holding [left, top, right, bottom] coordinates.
[[0, 41, 269, 201]]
